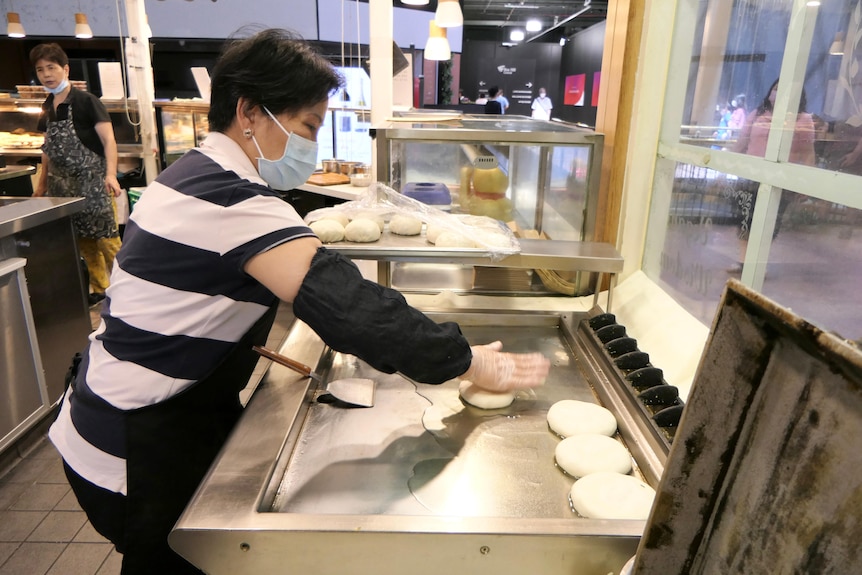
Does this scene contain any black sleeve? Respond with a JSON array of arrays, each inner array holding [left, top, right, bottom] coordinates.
[[292, 248, 472, 384]]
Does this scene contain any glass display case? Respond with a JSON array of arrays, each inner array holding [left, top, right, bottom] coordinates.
[[371, 115, 604, 294], [154, 101, 371, 171], [154, 100, 210, 169]]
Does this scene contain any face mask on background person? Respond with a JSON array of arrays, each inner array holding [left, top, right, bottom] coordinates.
[[539, 91, 546, 98], [251, 106, 319, 191], [46, 79, 69, 95]]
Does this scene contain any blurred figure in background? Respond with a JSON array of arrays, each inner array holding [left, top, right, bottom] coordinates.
[[531, 87, 553, 121]]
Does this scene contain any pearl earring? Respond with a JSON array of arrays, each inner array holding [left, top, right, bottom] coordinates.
[[243, 128, 253, 139]]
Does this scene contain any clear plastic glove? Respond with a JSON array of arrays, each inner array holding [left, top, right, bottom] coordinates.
[[461, 341, 550, 393]]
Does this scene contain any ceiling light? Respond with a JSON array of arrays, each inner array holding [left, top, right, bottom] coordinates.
[[6, 12, 25, 38], [559, 37, 566, 47], [806, 1, 821, 5], [435, 0, 463, 27], [510, 29, 525, 42], [425, 20, 451, 61], [401, 0, 430, 5], [75, 13, 93, 38], [526, 19, 541, 32]]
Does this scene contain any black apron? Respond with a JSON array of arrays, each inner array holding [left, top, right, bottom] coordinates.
[[120, 303, 279, 574], [42, 103, 118, 240]]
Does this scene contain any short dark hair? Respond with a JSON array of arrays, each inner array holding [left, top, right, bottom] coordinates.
[[29, 43, 68, 67], [208, 28, 343, 132], [489, 86, 499, 98]]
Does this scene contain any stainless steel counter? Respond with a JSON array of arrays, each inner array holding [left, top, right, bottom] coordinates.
[[170, 309, 657, 575], [0, 196, 91, 438], [0, 196, 84, 237]]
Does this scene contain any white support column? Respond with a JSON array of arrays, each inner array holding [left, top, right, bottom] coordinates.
[[369, 0, 394, 179], [124, 0, 159, 184]]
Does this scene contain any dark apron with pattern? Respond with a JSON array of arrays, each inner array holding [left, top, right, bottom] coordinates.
[[42, 105, 118, 239], [120, 303, 279, 574]]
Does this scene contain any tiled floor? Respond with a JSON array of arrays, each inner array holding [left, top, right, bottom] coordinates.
[[0, 300, 295, 574]]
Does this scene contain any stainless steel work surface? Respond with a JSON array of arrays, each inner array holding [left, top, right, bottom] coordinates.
[[171, 310, 647, 575], [270, 319, 605, 518]]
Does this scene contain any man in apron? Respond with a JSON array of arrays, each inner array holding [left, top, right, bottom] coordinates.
[[31, 43, 123, 306]]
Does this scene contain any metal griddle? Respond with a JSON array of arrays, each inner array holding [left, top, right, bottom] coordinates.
[[170, 309, 661, 575]]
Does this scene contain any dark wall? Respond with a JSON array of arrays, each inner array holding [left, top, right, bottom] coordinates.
[[557, 21, 606, 127], [458, 39, 562, 117]]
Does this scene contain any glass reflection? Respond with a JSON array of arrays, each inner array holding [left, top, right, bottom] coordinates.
[[762, 191, 862, 341], [648, 162, 862, 342]]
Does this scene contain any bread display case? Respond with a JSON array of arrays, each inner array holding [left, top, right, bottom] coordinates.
[[0, 98, 146, 164], [154, 100, 210, 169], [371, 115, 604, 295]]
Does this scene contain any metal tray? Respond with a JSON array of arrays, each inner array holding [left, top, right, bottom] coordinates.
[[170, 309, 657, 575]]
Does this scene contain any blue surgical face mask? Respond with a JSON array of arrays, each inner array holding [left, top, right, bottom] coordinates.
[[251, 106, 318, 191], [46, 79, 69, 95]]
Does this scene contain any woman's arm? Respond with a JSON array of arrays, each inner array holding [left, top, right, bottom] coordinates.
[[94, 121, 122, 197]]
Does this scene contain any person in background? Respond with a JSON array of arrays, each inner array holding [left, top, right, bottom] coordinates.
[[50, 28, 550, 575], [31, 43, 122, 306], [727, 94, 747, 136], [485, 86, 503, 114], [458, 88, 471, 103], [496, 88, 510, 114], [728, 79, 815, 272], [531, 87, 553, 120]]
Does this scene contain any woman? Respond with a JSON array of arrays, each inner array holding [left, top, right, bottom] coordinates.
[[50, 29, 549, 575], [31, 43, 123, 305]]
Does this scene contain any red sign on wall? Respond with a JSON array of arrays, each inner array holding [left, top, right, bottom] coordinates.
[[592, 72, 601, 107], [564, 74, 586, 106]]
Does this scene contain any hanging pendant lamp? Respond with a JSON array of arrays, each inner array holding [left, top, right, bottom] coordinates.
[[75, 13, 93, 39], [435, 0, 463, 28], [6, 12, 25, 37], [424, 21, 451, 61]]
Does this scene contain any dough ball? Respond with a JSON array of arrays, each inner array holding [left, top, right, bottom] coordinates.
[[459, 380, 516, 409], [351, 211, 385, 231], [426, 223, 445, 244], [389, 214, 423, 236], [322, 212, 350, 227], [547, 399, 617, 438], [569, 472, 656, 520], [555, 434, 632, 478], [435, 231, 476, 248], [309, 219, 345, 243], [344, 218, 382, 243]]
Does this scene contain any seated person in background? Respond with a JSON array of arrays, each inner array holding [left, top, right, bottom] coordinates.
[[458, 89, 471, 103]]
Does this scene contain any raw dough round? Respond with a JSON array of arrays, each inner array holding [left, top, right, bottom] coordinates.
[[426, 223, 445, 244], [389, 214, 423, 236], [435, 231, 476, 248], [459, 380, 516, 409], [547, 399, 617, 438], [324, 212, 350, 227], [344, 218, 382, 243], [555, 434, 632, 478], [569, 472, 656, 520], [309, 219, 345, 243], [351, 211, 385, 231]]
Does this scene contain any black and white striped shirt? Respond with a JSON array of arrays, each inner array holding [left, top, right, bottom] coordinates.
[[50, 132, 314, 494]]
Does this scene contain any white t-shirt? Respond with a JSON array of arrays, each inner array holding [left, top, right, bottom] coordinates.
[[532, 95, 553, 120]]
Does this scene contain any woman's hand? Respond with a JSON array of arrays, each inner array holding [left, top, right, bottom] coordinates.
[[461, 341, 550, 393]]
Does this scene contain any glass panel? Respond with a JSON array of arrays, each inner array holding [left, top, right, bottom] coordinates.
[[388, 139, 591, 239], [644, 162, 755, 325], [678, 0, 793, 150], [805, 0, 862, 174], [761, 191, 862, 341], [161, 110, 195, 167]]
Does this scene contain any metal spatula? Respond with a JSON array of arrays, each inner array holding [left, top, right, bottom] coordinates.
[[252, 345, 376, 407]]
